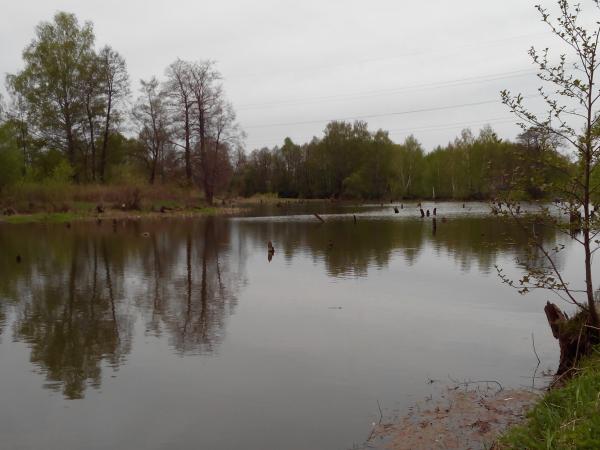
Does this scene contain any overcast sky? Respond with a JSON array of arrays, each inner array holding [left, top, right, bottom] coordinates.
[[0, 0, 591, 151]]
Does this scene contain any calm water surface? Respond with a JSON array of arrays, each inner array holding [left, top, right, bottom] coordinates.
[[0, 202, 573, 449]]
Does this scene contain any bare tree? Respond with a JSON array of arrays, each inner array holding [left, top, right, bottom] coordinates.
[[188, 61, 222, 204], [204, 99, 242, 202], [165, 59, 194, 184], [133, 78, 171, 184]]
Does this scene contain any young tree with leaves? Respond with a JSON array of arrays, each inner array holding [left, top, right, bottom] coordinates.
[[98, 46, 129, 183], [500, 0, 600, 372]]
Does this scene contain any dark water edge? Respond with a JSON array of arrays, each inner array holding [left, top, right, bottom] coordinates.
[[0, 202, 565, 449]]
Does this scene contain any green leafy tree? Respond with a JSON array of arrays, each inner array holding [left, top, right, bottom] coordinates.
[[0, 122, 23, 192], [7, 12, 95, 178]]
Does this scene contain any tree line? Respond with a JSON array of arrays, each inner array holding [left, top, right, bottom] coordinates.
[[234, 122, 573, 200], [0, 11, 578, 203]]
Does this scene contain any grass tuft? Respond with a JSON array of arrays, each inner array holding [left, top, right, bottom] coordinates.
[[498, 346, 600, 449]]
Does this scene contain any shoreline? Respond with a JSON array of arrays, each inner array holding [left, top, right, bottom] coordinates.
[[0, 197, 492, 225], [362, 346, 600, 449], [0, 205, 243, 225], [363, 382, 543, 450]]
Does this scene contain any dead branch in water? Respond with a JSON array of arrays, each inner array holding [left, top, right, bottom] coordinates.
[[532, 333, 541, 365], [313, 213, 325, 223], [448, 375, 504, 392]]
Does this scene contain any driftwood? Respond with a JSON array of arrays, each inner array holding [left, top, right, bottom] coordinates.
[[314, 213, 325, 223]]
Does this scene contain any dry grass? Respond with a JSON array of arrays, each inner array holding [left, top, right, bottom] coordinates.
[[0, 182, 206, 214]]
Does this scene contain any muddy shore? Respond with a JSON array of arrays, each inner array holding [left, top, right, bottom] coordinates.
[[362, 383, 542, 450]]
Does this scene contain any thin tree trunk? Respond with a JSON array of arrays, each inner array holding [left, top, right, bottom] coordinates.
[[584, 65, 599, 329], [86, 99, 97, 181], [184, 106, 192, 183], [100, 92, 112, 183]]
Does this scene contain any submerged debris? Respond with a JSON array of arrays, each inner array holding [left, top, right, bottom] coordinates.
[[364, 386, 539, 450]]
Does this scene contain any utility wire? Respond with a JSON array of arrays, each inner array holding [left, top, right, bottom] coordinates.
[[243, 94, 540, 129], [237, 69, 536, 110], [232, 31, 550, 80], [243, 116, 520, 148]]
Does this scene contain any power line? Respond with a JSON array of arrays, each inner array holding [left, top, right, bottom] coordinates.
[[231, 32, 550, 80], [243, 94, 539, 129], [237, 69, 536, 110], [243, 116, 520, 148]]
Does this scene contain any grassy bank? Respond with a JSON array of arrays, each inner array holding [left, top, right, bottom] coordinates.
[[497, 347, 600, 449], [0, 183, 238, 224], [0, 185, 372, 224]]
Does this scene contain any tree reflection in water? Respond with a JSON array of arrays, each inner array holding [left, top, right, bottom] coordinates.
[[0, 213, 564, 399], [0, 218, 245, 398]]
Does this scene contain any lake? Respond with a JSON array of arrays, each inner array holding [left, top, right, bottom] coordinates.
[[0, 202, 571, 450]]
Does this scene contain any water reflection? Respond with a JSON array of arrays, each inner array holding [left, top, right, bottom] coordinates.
[[142, 219, 243, 354], [235, 215, 561, 277], [0, 212, 564, 400], [0, 218, 245, 398], [13, 239, 131, 398]]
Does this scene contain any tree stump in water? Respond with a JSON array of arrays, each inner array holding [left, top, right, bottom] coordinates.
[[544, 302, 595, 379], [267, 241, 275, 262]]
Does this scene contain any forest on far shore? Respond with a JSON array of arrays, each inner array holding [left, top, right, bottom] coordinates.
[[0, 11, 588, 204]]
